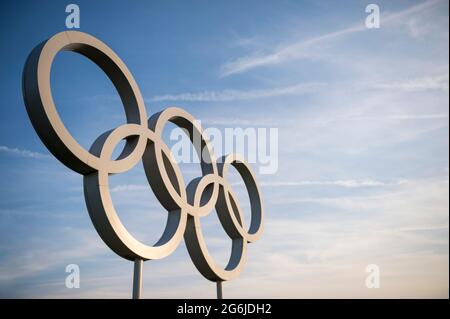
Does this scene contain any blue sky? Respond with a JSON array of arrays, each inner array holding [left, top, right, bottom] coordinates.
[[0, 0, 448, 298]]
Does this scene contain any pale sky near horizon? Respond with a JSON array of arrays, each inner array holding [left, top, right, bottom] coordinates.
[[0, 0, 448, 298]]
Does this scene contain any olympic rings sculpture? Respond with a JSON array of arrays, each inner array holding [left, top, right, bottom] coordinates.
[[22, 31, 264, 282]]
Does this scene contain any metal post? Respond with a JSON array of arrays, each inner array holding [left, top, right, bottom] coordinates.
[[216, 281, 223, 299], [132, 259, 143, 299]]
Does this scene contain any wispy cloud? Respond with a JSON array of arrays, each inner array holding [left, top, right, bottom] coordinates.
[[109, 184, 149, 193], [259, 179, 405, 188], [371, 73, 449, 92], [220, 0, 443, 76], [0, 145, 50, 159], [151, 72, 448, 104], [344, 113, 449, 121], [220, 25, 364, 77], [275, 178, 449, 210], [149, 82, 324, 102], [320, 104, 449, 123], [110, 179, 400, 192]]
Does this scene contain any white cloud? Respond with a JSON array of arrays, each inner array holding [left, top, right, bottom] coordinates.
[[150, 70, 449, 105], [220, 24, 364, 77], [109, 184, 149, 193], [110, 179, 397, 192], [259, 179, 403, 188], [220, 0, 443, 76], [344, 113, 449, 121], [201, 117, 279, 126], [149, 82, 325, 102], [371, 73, 449, 92], [275, 178, 449, 217], [0, 145, 50, 159]]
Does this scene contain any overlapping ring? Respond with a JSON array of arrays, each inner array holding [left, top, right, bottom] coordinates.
[[22, 31, 264, 282]]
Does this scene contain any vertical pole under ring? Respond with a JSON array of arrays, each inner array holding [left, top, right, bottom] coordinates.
[[133, 259, 143, 299], [216, 281, 223, 299]]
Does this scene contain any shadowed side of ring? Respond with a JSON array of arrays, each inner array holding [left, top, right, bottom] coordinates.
[[22, 31, 148, 175], [21, 31, 189, 261], [145, 107, 248, 281], [184, 175, 247, 282], [181, 154, 264, 282], [144, 108, 219, 216], [216, 154, 264, 243], [83, 124, 187, 261]]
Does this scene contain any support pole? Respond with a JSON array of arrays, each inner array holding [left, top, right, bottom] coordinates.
[[132, 259, 143, 299], [216, 281, 223, 299]]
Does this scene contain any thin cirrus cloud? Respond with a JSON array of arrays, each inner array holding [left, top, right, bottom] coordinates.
[[149, 82, 325, 102], [0, 145, 50, 159], [343, 113, 449, 121], [370, 73, 449, 92], [148, 73, 449, 104], [147, 72, 449, 106], [220, 0, 443, 77], [114, 179, 403, 191], [259, 179, 404, 188], [109, 184, 149, 193]]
